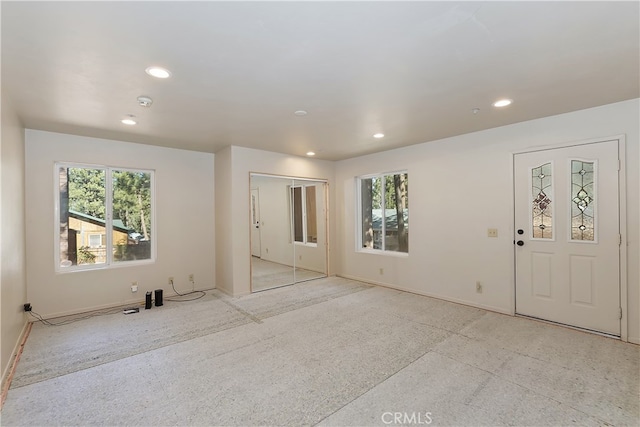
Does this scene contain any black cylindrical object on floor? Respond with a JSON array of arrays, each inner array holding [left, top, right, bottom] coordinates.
[[155, 289, 163, 306], [145, 291, 152, 309]]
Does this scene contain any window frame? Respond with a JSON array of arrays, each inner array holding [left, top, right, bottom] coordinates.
[[356, 170, 409, 255], [289, 184, 318, 247], [88, 234, 104, 249], [54, 162, 156, 273]]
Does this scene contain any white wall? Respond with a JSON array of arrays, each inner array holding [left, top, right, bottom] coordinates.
[[214, 146, 233, 295], [218, 146, 335, 296], [1, 94, 28, 386], [24, 130, 215, 318], [335, 99, 640, 343]]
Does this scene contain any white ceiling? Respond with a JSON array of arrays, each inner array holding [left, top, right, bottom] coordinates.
[[2, 1, 639, 160]]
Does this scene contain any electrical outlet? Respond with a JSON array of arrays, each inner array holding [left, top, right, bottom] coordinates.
[[168, 276, 174, 285], [487, 228, 498, 238], [131, 282, 138, 293], [476, 281, 483, 293], [188, 274, 194, 282]]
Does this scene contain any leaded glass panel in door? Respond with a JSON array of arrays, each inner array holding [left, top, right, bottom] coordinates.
[[570, 160, 596, 241], [531, 162, 553, 239]]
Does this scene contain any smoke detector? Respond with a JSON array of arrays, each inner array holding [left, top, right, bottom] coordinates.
[[137, 96, 153, 108]]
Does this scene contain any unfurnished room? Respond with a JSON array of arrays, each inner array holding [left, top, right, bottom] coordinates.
[[0, 1, 639, 426]]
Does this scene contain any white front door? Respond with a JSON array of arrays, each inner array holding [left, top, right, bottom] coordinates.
[[514, 140, 620, 336], [251, 188, 261, 257]]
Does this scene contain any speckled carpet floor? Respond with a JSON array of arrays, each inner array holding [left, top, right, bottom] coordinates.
[[9, 277, 370, 388], [2, 277, 638, 426], [251, 257, 326, 291]]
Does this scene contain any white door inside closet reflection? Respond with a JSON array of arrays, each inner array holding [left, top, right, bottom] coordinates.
[[251, 188, 261, 257], [514, 140, 620, 336]]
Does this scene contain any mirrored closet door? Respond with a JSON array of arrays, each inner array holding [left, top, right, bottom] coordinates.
[[250, 173, 328, 292]]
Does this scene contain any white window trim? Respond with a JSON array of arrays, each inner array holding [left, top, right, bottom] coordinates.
[[289, 184, 318, 247], [54, 162, 156, 273]]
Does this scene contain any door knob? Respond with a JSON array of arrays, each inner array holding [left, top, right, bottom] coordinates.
[[517, 229, 524, 235], [516, 240, 524, 246]]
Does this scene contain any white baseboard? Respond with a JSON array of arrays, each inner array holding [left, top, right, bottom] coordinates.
[[1, 319, 30, 392], [338, 274, 640, 343], [337, 274, 512, 316]]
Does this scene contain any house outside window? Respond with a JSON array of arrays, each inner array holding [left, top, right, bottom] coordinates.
[[358, 172, 409, 253], [56, 163, 155, 271]]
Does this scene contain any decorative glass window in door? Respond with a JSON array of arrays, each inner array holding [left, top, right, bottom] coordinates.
[[570, 160, 595, 241], [531, 163, 553, 239]]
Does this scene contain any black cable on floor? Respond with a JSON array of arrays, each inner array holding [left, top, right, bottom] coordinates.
[[29, 282, 206, 325], [28, 307, 125, 326], [165, 280, 206, 302]]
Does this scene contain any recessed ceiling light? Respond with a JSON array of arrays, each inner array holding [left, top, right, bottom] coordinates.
[[306, 151, 316, 156], [145, 66, 171, 79], [121, 115, 137, 125], [492, 99, 512, 107], [294, 110, 308, 116], [373, 133, 385, 138]]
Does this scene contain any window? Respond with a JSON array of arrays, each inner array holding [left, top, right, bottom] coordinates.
[[359, 172, 408, 253], [531, 162, 554, 239], [290, 185, 317, 245], [56, 164, 154, 271], [88, 234, 104, 248], [570, 159, 596, 241]]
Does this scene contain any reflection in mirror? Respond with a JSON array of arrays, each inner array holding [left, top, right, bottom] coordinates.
[[291, 186, 304, 243], [291, 179, 325, 285], [290, 184, 317, 244], [250, 174, 327, 292], [306, 186, 317, 243]]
